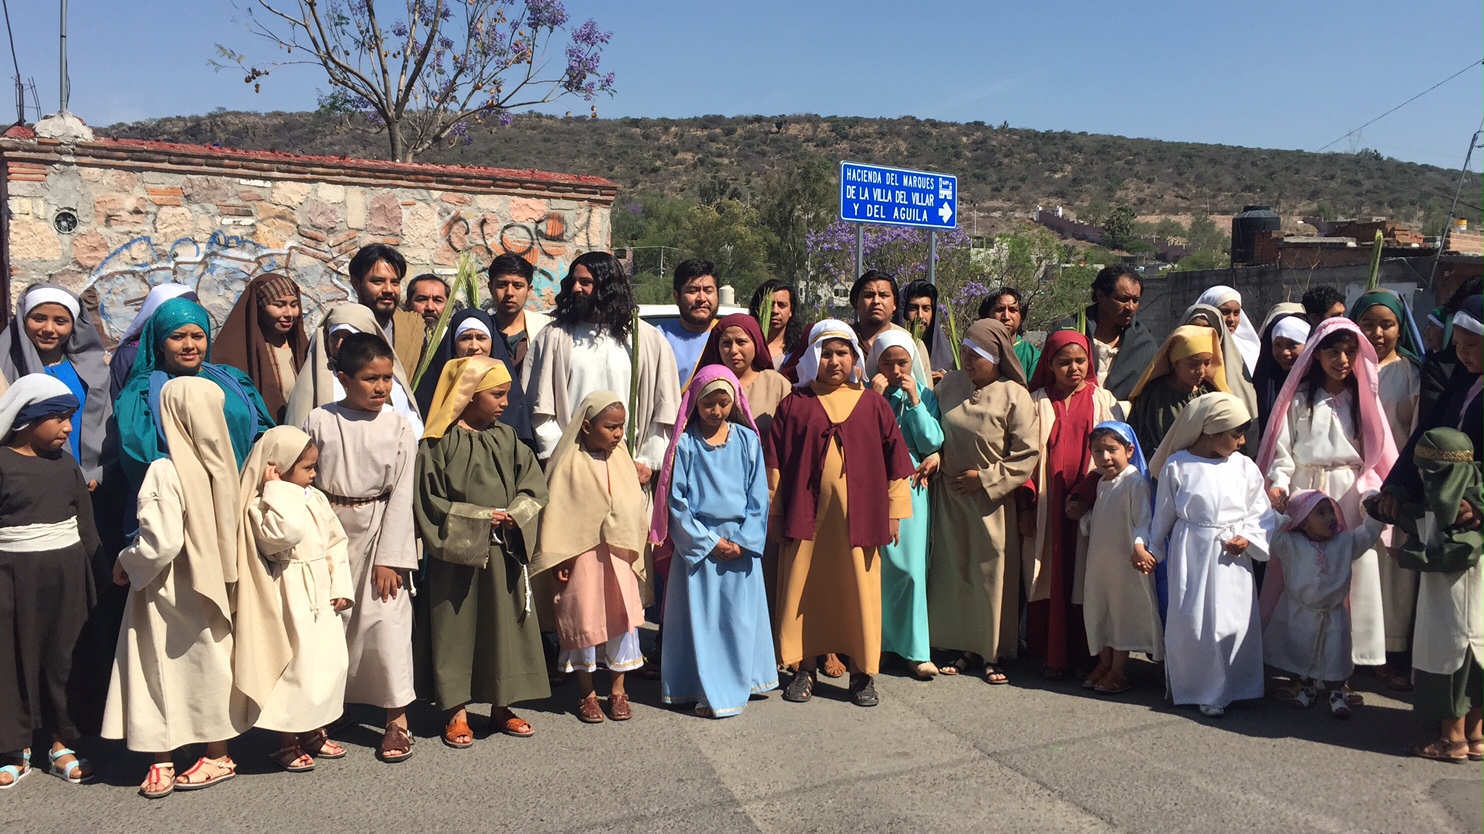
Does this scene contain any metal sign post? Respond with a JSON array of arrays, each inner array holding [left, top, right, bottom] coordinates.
[[838, 160, 957, 285]]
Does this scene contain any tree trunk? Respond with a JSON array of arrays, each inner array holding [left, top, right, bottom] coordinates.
[[388, 120, 408, 162]]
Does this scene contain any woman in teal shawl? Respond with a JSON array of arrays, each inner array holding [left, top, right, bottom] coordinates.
[[1349, 288, 1425, 689], [114, 297, 274, 487]]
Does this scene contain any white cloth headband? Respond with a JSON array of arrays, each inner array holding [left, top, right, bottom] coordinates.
[[453, 318, 492, 340], [962, 339, 999, 365], [1271, 317, 1311, 345], [22, 287, 80, 320], [794, 320, 864, 388], [118, 283, 194, 345], [1454, 310, 1484, 337], [329, 323, 360, 337]]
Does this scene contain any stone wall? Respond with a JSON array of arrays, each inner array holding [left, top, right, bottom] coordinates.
[[1, 121, 615, 342], [1134, 256, 1440, 339]]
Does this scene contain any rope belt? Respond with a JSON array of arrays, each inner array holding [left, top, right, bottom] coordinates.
[[321, 490, 391, 508]]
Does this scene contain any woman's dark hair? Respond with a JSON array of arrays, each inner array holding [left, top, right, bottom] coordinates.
[[1087, 426, 1133, 450], [349, 243, 407, 282], [335, 332, 395, 377], [553, 251, 636, 341], [1091, 266, 1141, 301], [900, 280, 942, 360], [849, 269, 900, 316], [1301, 329, 1361, 432], [748, 279, 804, 353], [978, 286, 1028, 335]]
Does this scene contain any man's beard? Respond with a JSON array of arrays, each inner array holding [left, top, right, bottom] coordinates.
[[569, 291, 598, 321]]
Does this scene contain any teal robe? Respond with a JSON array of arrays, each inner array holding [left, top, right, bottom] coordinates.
[[880, 386, 944, 663]]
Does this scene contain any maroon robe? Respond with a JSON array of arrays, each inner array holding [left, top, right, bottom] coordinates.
[[766, 384, 914, 548]]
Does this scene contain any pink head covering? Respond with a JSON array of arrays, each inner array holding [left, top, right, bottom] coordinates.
[[1281, 489, 1346, 534], [649, 364, 759, 545], [1255, 317, 1397, 497]]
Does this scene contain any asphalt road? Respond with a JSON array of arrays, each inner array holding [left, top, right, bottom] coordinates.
[[2, 653, 1478, 834]]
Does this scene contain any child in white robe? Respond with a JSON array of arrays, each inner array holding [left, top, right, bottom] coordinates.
[[234, 426, 354, 771], [1263, 490, 1385, 718], [1080, 421, 1162, 696], [303, 333, 418, 763], [1148, 392, 1277, 718]]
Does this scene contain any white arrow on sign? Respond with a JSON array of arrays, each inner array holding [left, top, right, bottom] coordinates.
[[938, 202, 954, 224]]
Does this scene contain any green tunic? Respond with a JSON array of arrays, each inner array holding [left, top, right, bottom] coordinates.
[[414, 424, 550, 710], [1127, 378, 1214, 458]]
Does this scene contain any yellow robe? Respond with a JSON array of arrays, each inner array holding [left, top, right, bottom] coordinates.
[[772, 384, 910, 675]]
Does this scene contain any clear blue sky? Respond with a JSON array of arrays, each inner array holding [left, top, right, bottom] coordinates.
[[7, 0, 1481, 171]]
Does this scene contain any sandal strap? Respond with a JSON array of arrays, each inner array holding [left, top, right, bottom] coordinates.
[[180, 756, 236, 781]]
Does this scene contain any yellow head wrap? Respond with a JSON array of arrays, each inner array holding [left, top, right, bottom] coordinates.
[[421, 356, 512, 440]]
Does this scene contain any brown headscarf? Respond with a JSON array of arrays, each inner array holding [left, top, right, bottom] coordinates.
[[212, 273, 308, 422], [964, 318, 1027, 385]]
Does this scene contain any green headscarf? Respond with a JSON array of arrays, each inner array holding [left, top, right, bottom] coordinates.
[[1349, 289, 1421, 365], [115, 297, 274, 486], [1390, 428, 1481, 573]]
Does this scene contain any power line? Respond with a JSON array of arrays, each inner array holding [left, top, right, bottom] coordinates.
[[1312, 59, 1483, 155]]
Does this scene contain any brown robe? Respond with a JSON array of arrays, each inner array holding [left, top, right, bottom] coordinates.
[[927, 372, 1040, 662]]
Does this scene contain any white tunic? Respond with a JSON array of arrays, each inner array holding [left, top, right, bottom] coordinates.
[[103, 461, 245, 751], [1080, 466, 1162, 657], [530, 322, 671, 467], [1263, 517, 1386, 682], [1413, 562, 1484, 677], [305, 404, 418, 710], [1151, 451, 1276, 708], [1266, 387, 1385, 665], [1376, 355, 1422, 652], [247, 481, 354, 733]]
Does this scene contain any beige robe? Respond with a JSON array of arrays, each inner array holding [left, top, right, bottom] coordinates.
[[928, 372, 1040, 661], [246, 481, 353, 733], [1377, 354, 1422, 653], [772, 385, 911, 675], [103, 461, 244, 751], [1022, 385, 1120, 603], [305, 403, 418, 709], [517, 309, 553, 385], [742, 368, 792, 444]]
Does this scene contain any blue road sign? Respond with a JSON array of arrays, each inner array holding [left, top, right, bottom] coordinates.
[[839, 161, 958, 230]]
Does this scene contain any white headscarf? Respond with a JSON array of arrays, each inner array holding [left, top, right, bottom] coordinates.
[[0, 374, 76, 439], [865, 328, 920, 376], [21, 287, 81, 320], [1271, 316, 1311, 345], [1196, 285, 1260, 374], [794, 319, 864, 388], [453, 317, 492, 340], [118, 283, 196, 345]]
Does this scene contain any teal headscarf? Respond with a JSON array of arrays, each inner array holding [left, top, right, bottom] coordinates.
[[1349, 289, 1422, 365], [114, 297, 274, 486]]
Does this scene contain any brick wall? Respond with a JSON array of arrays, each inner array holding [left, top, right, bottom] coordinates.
[[1, 123, 615, 341]]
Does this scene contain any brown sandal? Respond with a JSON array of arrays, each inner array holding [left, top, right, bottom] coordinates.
[[577, 693, 605, 724], [1082, 663, 1112, 690], [492, 707, 535, 738], [608, 693, 633, 721], [1413, 737, 1468, 764], [1469, 739, 1483, 762], [821, 654, 847, 678], [271, 744, 315, 772], [442, 717, 474, 749], [378, 723, 414, 763], [298, 729, 346, 759]]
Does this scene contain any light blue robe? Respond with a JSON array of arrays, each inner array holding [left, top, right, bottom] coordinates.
[[881, 386, 943, 663], [660, 423, 777, 715]]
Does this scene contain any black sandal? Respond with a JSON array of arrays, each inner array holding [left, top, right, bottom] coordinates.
[[782, 669, 816, 703], [850, 674, 878, 707]]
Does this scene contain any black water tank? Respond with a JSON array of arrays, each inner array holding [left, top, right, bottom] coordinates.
[[1231, 205, 1281, 265]]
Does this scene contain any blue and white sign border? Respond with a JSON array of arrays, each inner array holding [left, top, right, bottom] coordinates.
[[838, 161, 958, 231]]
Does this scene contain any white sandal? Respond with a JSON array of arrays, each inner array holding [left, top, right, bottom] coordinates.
[[0, 750, 30, 790], [1328, 689, 1352, 719], [1284, 684, 1318, 709]]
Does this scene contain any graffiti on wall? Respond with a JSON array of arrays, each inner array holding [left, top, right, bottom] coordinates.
[[83, 231, 353, 342], [80, 203, 601, 343]]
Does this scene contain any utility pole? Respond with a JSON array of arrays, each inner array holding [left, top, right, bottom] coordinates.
[[1426, 125, 1483, 291], [59, 0, 69, 112]]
